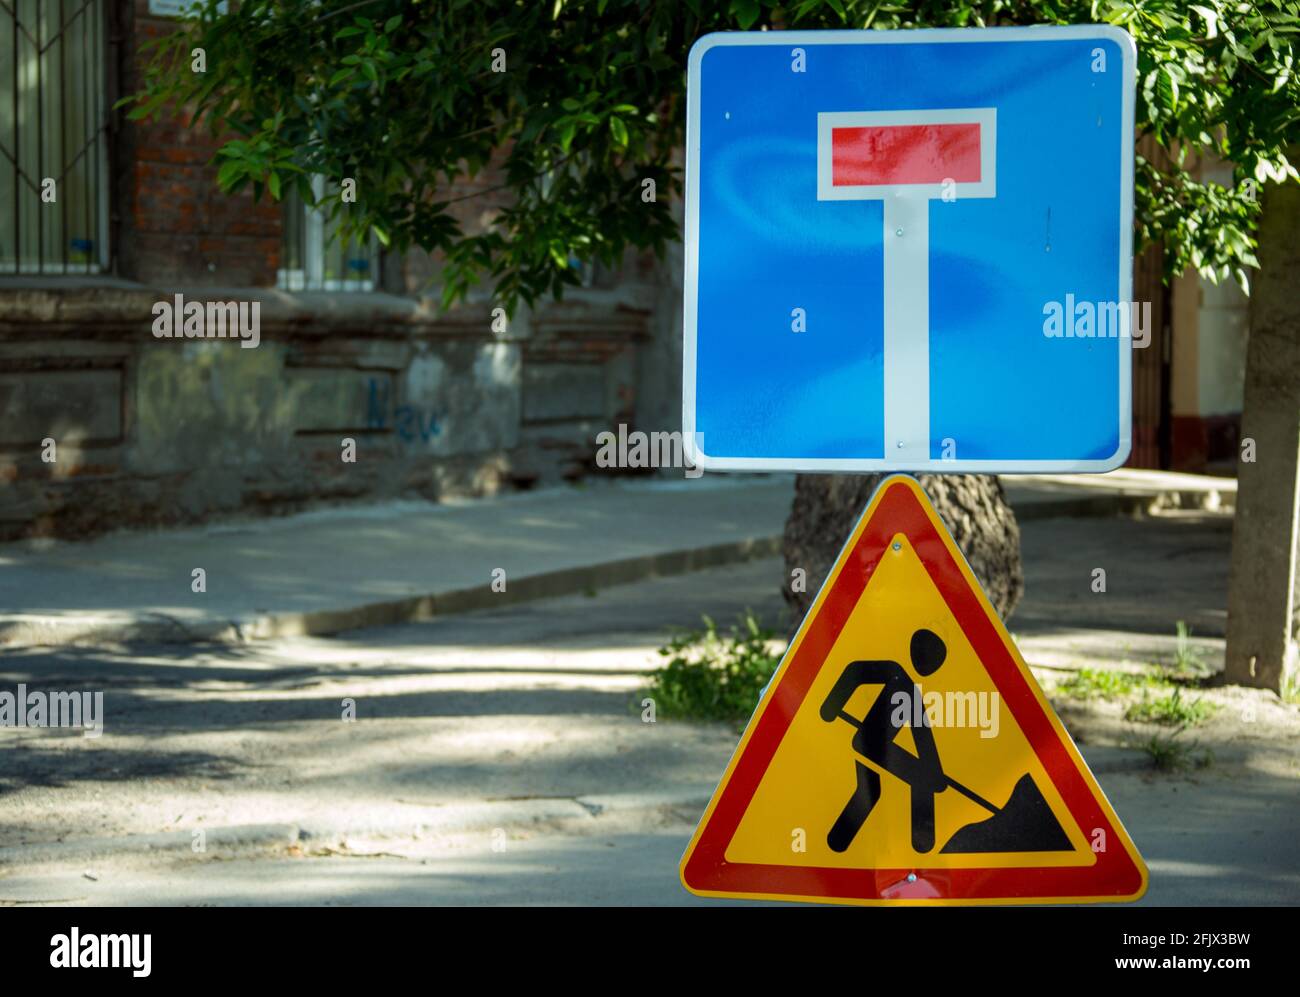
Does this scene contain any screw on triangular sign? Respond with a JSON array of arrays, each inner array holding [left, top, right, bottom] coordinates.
[[680, 475, 1147, 905]]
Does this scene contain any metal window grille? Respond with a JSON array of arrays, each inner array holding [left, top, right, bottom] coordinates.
[[278, 175, 376, 292], [0, 0, 110, 275]]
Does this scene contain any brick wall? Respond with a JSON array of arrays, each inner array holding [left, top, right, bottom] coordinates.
[[116, 1, 280, 286]]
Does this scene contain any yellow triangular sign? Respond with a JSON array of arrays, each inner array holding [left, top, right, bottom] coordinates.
[[680, 475, 1147, 905]]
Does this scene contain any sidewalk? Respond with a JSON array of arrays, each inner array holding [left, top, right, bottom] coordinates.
[[0, 469, 1235, 648], [1002, 468, 1235, 519]]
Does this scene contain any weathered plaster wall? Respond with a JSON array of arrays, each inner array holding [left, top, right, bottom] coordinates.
[[0, 285, 650, 540]]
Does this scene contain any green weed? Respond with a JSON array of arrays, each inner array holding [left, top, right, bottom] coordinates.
[[1124, 686, 1216, 727], [1136, 725, 1213, 772], [643, 610, 779, 724], [1281, 669, 1300, 706], [1056, 667, 1164, 701], [1168, 620, 1209, 678]]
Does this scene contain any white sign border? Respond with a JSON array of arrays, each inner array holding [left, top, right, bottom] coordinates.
[[682, 25, 1137, 475]]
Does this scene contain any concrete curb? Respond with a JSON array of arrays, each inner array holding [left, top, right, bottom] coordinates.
[[2, 535, 782, 649]]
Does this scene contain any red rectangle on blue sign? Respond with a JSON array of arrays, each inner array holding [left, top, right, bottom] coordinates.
[[831, 123, 982, 186]]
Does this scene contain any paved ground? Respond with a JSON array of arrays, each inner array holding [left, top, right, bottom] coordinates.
[[6, 766, 1294, 906], [1014, 509, 1233, 660], [0, 562, 765, 849], [1, 507, 1296, 906]]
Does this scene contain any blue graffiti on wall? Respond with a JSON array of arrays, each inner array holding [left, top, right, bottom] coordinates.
[[366, 377, 447, 444]]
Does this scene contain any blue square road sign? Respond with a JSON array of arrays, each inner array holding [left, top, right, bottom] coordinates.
[[682, 26, 1137, 473]]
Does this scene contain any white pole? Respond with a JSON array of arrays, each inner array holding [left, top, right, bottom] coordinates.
[[882, 194, 930, 463]]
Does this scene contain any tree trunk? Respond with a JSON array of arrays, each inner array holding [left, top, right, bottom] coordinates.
[[1224, 156, 1300, 693], [782, 474, 1024, 629]]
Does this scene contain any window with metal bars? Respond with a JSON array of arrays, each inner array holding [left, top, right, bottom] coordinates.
[[278, 176, 377, 292], [0, 0, 110, 275]]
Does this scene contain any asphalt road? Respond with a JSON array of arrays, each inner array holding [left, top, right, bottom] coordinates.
[[7, 759, 1299, 906]]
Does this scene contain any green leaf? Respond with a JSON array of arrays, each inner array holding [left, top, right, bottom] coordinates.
[[1156, 66, 1178, 111], [559, 120, 577, 152], [609, 116, 628, 147], [216, 159, 244, 190], [730, 0, 760, 30]]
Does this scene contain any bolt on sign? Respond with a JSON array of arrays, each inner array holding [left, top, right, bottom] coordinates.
[[682, 25, 1136, 472], [679, 477, 1148, 905]]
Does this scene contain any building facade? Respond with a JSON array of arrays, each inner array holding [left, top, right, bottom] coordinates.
[[0, 0, 682, 541]]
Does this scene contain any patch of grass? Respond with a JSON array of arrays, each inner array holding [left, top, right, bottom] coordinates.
[[643, 610, 779, 724], [1136, 725, 1213, 773], [1170, 623, 1206, 675], [1056, 622, 1219, 702], [1282, 669, 1300, 706], [1124, 686, 1216, 727], [1056, 667, 1165, 701]]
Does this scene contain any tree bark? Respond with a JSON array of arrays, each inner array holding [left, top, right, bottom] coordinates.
[[782, 473, 1024, 629], [1224, 156, 1300, 692]]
